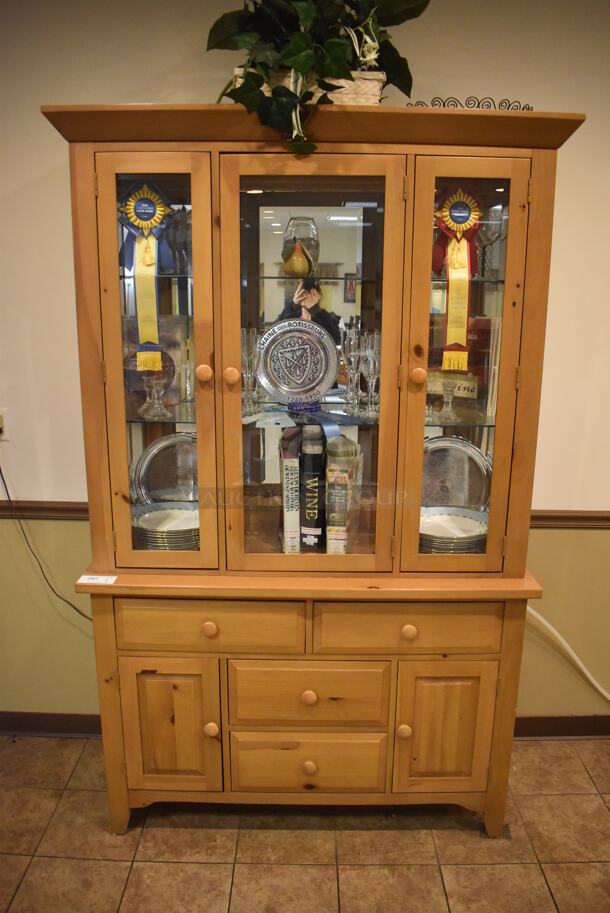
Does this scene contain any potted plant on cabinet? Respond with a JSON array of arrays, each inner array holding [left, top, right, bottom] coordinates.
[[207, 0, 431, 153]]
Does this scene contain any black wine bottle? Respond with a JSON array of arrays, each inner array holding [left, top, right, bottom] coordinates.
[[299, 424, 326, 552]]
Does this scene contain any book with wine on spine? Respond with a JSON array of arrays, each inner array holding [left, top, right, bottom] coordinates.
[[299, 424, 326, 552], [279, 426, 300, 554]]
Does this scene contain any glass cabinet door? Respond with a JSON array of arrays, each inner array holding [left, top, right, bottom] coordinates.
[[220, 154, 405, 571], [401, 156, 530, 571], [96, 153, 217, 568]]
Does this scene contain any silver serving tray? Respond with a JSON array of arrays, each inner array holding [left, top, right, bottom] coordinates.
[[132, 432, 197, 505], [422, 435, 492, 511]]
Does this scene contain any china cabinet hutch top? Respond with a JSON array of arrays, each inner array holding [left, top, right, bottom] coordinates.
[[42, 102, 584, 596]]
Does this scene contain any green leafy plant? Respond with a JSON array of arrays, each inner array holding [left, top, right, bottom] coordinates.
[[207, 0, 431, 154]]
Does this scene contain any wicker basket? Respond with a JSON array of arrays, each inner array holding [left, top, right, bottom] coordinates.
[[233, 69, 385, 105]]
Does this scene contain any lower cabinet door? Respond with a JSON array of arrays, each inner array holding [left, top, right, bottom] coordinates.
[[393, 660, 498, 793], [118, 656, 222, 791]]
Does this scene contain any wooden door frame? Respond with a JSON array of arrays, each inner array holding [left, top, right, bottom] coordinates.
[[95, 151, 218, 568], [219, 152, 406, 572], [400, 155, 531, 572]]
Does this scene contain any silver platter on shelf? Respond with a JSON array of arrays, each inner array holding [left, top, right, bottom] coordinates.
[[256, 319, 338, 405], [132, 432, 197, 505], [131, 503, 199, 551], [422, 435, 492, 512], [419, 506, 488, 554]]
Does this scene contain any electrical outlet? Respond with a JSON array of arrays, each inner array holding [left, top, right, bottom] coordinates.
[[0, 408, 7, 441]]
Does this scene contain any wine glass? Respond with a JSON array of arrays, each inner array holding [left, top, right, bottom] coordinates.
[[361, 329, 381, 418], [477, 205, 503, 279], [241, 328, 260, 416], [437, 375, 459, 424], [341, 328, 361, 415]]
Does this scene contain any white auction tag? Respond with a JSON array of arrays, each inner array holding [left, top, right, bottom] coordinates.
[[77, 574, 117, 585]]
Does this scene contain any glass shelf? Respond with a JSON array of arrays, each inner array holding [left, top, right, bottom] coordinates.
[[119, 272, 193, 280], [243, 410, 379, 429], [256, 275, 376, 282], [425, 420, 496, 429], [430, 277, 505, 286]]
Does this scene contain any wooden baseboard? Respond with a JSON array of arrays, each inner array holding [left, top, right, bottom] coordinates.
[[0, 501, 89, 521], [1, 502, 609, 529], [0, 712, 102, 735], [1, 711, 607, 738], [514, 716, 610, 737]]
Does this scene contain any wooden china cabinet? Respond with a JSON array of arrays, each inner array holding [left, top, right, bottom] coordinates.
[[43, 103, 583, 835]]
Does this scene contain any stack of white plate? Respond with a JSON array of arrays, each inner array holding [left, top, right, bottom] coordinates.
[[419, 506, 488, 554], [131, 503, 199, 551]]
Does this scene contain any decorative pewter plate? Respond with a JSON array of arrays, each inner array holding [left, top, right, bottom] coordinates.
[[256, 319, 338, 404]]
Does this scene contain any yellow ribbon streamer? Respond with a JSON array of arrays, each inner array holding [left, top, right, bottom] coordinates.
[[134, 234, 161, 372], [442, 237, 470, 372]]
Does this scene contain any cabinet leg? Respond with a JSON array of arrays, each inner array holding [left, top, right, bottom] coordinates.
[[483, 793, 507, 838], [107, 791, 131, 835]]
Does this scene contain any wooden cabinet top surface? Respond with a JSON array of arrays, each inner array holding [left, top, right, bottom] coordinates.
[[42, 103, 584, 149]]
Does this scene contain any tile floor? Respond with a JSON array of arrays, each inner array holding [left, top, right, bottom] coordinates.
[[0, 735, 608, 912]]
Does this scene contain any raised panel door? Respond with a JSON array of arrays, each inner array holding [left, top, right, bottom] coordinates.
[[118, 656, 222, 791], [393, 659, 498, 792]]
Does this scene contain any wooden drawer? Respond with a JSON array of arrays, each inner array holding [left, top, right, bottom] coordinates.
[[115, 598, 305, 653], [313, 602, 503, 654], [228, 660, 391, 726], [230, 731, 387, 792]]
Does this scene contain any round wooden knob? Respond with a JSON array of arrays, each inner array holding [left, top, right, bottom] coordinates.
[[195, 363, 213, 383], [301, 690, 318, 706], [223, 366, 240, 386], [301, 760, 318, 775], [203, 722, 219, 738], [397, 724, 413, 740], [410, 367, 428, 385], [202, 621, 218, 639], [400, 623, 419, 641]]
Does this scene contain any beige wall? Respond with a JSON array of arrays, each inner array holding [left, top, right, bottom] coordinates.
[[0, 519, 607, 717], [0, 0, 608, 717]]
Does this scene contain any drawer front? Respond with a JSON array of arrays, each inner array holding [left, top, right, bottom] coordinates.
[[313, 602, 503, 654], [115, 598, 305, 653], [230, 731, 387, 792], [228, 660, 391, 726]]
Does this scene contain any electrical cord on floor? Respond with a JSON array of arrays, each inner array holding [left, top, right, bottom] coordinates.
[[0, 461, 92, 622]]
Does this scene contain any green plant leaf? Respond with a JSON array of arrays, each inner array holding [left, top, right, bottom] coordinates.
[[234, 32, 262, 51], [291, 0, 316, 29], [317, 38, 354, 79], [317, 78, 342, 92], [316, 92, 333, 105], [265, 0, 300, 26], [376, 0, 430, 27], [258, 85, 300, 134], [251, 40, 281, 68], [279, 32, 316, 74], [378, 41, 412, 96], [226, 71, 266, 113], [207, 10, 243, 50], [287, 139, 318, 155]]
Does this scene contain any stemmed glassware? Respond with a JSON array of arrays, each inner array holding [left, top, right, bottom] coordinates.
[[438, 375, 459, 424], [340, 328, 361, 415], [477, 205, 503, 279], [361, 329, 381, 419], [241, 328, 260, 416]]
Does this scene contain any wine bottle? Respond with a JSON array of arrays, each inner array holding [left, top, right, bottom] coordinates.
[[299, 424, 326, 552]]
